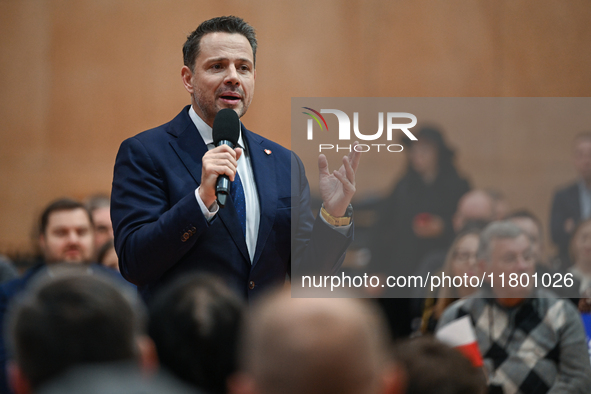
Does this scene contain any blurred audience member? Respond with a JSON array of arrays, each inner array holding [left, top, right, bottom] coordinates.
[[371, 127, 470, 339], [550, 132, 591, 268], [411, 190, 493, 331], [0, 256, 18, 285], [569, 218, 591, 296], [0, 198, 124, 393], [438, 221, 591, 393], [230, 289, 402, 394], [420, 228, 480, 334], [508, 209, 582, 302], [417, 189, 494, 277], [393, 337, 486, 394], [97, 239, 119, 272], [486, 189, 509, 220], [452, 190, 495, 233], [370, 126, 470, 276], [36, 199, 95, 265], [85, 193, 114, 253], [0, 198, 95, 295], [6, 268, 195, 394], [148, 274, 244, 394], [506, 210, 547, 267]]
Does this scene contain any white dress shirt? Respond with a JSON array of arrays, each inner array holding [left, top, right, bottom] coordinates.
[[190, 107, 260, 263], [189, 107, 351, 263]]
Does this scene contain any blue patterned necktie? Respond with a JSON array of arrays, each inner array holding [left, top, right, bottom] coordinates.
[[230, 171, 246, 236]]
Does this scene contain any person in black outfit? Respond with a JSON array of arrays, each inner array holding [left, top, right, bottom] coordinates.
[[550, 132, 591, 268], [370, 126, 470, 337], [371, 126, 470, 276]]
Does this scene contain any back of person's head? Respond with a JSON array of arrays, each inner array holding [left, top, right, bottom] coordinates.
[[393, 337, 487, 394], [231, 289, 401, 394], [7, 267, 144, 392], [148, 274, 244, 394]]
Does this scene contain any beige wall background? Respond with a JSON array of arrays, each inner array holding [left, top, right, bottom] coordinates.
[[1, 0, 590, 255]]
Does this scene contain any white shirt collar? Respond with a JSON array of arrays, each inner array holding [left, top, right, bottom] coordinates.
[[189, 106, 245, 150]]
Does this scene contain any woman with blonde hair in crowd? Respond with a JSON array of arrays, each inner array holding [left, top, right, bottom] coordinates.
[[420, 228, 481, 334]]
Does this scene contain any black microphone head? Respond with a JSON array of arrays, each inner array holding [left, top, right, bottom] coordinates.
[[212, 109, 240, 146]]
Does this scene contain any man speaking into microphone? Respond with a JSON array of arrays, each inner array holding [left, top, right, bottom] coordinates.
[[111, 16, 360, 301]]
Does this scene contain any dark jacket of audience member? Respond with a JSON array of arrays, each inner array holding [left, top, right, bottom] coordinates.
[[370, 126, 470, 276]]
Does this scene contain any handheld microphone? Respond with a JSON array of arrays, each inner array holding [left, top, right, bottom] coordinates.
[[212, 109, 240, 208]]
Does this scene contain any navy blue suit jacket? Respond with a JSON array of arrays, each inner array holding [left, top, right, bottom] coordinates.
[[111, 106, 351, 301]]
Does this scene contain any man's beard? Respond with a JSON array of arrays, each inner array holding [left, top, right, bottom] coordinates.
[[192, 91, 247, 122]]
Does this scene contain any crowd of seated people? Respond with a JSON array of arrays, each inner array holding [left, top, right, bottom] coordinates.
[[0, 130, 590, 393]]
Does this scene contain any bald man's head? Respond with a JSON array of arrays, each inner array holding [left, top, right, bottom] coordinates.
[[453, 190, 495, 232], [232, 290, 400, 394]]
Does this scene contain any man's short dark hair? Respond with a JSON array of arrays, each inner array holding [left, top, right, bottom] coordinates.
[[393, 337, 487, 394], [148, 274, 244, 394], [39, 198, 93, 236], [8, 269, 142, 390], [183, 15, 257, 72]]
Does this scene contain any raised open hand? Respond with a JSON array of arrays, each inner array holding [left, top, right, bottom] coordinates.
[[318, 141, 361, 217]]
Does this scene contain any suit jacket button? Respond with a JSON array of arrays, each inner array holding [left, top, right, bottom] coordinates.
[[182, 232, 190, 241], [249, 281, 255, 290]]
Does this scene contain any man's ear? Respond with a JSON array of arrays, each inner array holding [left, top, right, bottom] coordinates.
[[136, 335, 159, 376], [8, 361, 31, 394], [181, 66, 194, 94]]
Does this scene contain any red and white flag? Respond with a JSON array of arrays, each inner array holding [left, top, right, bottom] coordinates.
[[436, 315, 483, 367]]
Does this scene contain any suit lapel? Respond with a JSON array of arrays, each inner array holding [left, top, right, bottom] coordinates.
[[168, 107, 250, 263], [168, 108, 208, 185], [243, 127, 277, 268]]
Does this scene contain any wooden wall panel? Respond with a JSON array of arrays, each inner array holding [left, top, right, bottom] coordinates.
[[1, 0, 590, 254]]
